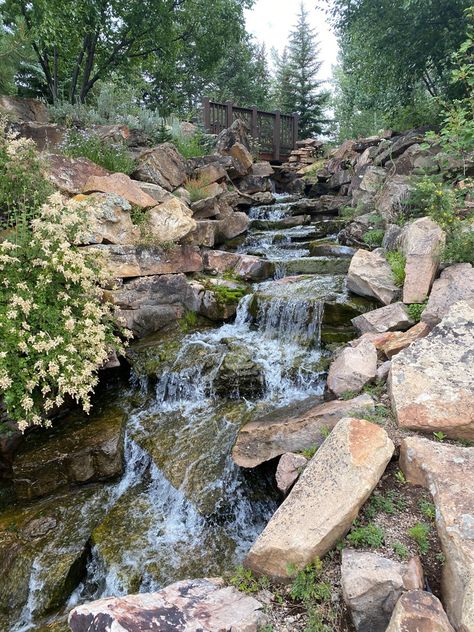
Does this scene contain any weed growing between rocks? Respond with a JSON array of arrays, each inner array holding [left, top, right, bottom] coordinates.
[[385, 251, 406, 287], [62, 128, 135, 174]]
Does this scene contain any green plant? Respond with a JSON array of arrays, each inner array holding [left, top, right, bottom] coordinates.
[[433, 431, 447, 442], [289, 560, 330, 604], [0, 193, 129, 431], [184, 174, 214, 203], [305, 607, 335, 632], [365, 491, 405, 519], [409, 176, 459, 230], [363, 229, 385, 248], [347, 523, 385, 548], [407, 522, 431, 555], [229, 565, 269, 594], [362, 404, 392, 426], [392, 541, 409, 560], [339, 389, 358, 400], [363, 383, 385, 399], [258, 625, 275, 632], [302, 445, 319, 459], [209, 283, 248, 306], [407, 302, 427, 323], [385, 251, 406, 287], [419, 499, 436, 521], [0, 118, 53, 225], [320, 425, 331, 439], [444, 228, 474, 265], [179, 310, 198, 332], [173, 130, 211, 159], [436, 552, 446, 564], [394, 469, 407, 484], [62, 129, 135, 174]]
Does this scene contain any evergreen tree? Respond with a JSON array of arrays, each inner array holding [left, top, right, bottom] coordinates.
[[272, 47, 293, 112], [281, 2, 329, 137]]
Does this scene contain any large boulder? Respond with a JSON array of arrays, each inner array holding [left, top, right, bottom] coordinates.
[[0, 95, 49, 122], [68, 578, 266, 632], [145, 197, 196, 244], [245, 418, 394, 579], [12, 408, 125, 500], [347, 249, 400, 305], [215, 119, 250, 154], [214, 212, 250, 243], [82, 172, 157, 208], [202, 250, 273, 281], [46, 154, 109, 195], [326, 338, 378, 397], [232, 394, 375, 468], [400, 217, 445, 303], [89, 244, 203, 278], [374, 130, 425, 167], [422, 263, 474, 327], [389, 302, 474, 440], [341, 550, 424, 632], [352, 302, 414, 334], [386, 591, 455, 632], [400, 437, 474, 631], [237, 175, 272, 195], [16, 121, 66, 151], [132, 143, 188, 191], [77, 193, 138, 245], [375, 175, 413, 222]]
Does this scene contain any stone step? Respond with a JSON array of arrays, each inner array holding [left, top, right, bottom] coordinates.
[[276, 257, 351, 276]]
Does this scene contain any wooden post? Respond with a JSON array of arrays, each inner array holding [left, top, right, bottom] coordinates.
[[292, 113, 299, 147], [225, 100, 233, 128], [202, 97, 210, 132], [273, 110, 281, 161], [251, 106, 258, 140]]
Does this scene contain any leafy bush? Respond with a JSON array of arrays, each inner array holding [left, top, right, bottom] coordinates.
[[444, 227, 474, 264], [229, 565, 269, 594], [0, 118, 53, 223], [0, 194, 130, 431], [392, 541, 409, 560], [385, 251, 406, 287], [172, 129, 213, 159], [62, 129, 135, 174], [409, 176, 459, 230], [363, 229, 384, 248], [347, 523, 385, 548]]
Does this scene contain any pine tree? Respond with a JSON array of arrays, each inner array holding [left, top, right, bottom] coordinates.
[[282, 2, 329, 137], [272, 47, 293, 112]]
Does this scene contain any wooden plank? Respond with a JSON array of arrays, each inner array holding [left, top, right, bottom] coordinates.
[[273, 110, 281, 161], [202, 97, 210, 131]]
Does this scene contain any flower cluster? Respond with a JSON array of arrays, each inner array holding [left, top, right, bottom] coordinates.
[[0, 193, 131, 432]]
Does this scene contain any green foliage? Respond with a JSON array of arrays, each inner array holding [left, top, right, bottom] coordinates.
[[363, 382, 385, 399], [184, 174, 214, 203], [302, 445, 318, 459], [433, 431, 447, 442], [288, 560, 331, 605], [409, 176, 459, 230], [394, 469, 407, 485], [363, 229, 385, 248], [229, 565, 270, 594], [444, 224, 474, 265], [419, 499, 436, 521], [339, 389, 358, 400], [320, 425, 331, 439], [0, 119, 53, 223], [178, 311, 198, 333], [62, 129, 135, 174], [0, 193, 129, 431], [392, 541, 409, 560], [347, 523, 385, 548], [172, 130, 213, 160], [407, 522, 431, 555], [407, 302, 427, 323], [365, 491, 405, 519], [0, 18, 33, 94], [385, 251, 406, 287], [209, 283, 248, 306]]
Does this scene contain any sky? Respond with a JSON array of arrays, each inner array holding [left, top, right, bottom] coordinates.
[[245, 0, 339, 83]]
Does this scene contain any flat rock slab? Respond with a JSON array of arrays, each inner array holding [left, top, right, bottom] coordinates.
[[380, 321, 431, 358], [400, 437, 474, 631], [68, 578, 266, 631], [347, 249, 400, 305], [82, 172, 157, 208], [327, 338, 378, 396], [386, 591, 455, 632], [232, 394, 375, 468], [389, 301, 474, 439], [341, 550, 423, 632], [245, 418, 394, 579], [203, 250, 274, 281], [46, 154, 110, 195], [352, 302, 414, 334], [422, 263, 474, 327]]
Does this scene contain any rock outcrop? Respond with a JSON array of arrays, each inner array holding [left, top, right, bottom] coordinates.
[[82, 172, 157, 208], [68, 578, 266, 632], [245, 418, 394, 579], [341, 550, 424, 632], [145, 196, 196, 244], [351, 302, 414, 334], [400, 436, 474, 631], [46, 154, 109, 195], [132, 143, 188, 191], [389, 301, 474, 439], [232, 394, 375, 468], [347, 249, 400, 305]]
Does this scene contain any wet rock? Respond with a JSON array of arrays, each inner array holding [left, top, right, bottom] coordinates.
[[341, 550, 424, 632], [215, 211, 249, 243], [386, 590, 454, 632], [280, 257, 351, 276], [232, 394, 374, 468], [347, 249, 400, 305], [276, 453, 308, 495], [400, 217, 445, 303], [82, 172, 157, 208], [214, 343, 264, 398], [327, 338, 377, 397], [202, 250, 273, 281], [46, 154, 109, 195], [422, 263, 474, 327], [190, 279, 243, 322], [352, 302, 414, 334], [308, 242, 356, 257], [89, 244, 203, 277], [75, 193, 138, 245], [132, 143, 188, 191], [145, 196, 196, 244], [389, 302, 474, 439], [289, 196, 349, 215], [245, 418, 394, 579], [400, 436, 474, 631], [68, 578, 267, 632], [380, 321, 431, 358], [375, 174, 413, 222], [12, 408, 125, 500], [250, 191, 275, 205]]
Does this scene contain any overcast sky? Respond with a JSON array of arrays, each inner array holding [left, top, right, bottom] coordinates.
[[245, 0, 339, 82]]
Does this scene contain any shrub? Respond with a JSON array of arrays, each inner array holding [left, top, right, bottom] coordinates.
[[172, 129, 212, 159], [184, 174, 214, 203], [0, 117, 53, 224], [407, 522, 430, 555], [392, 541, 409, 560], [289, 560, 330, 604], [409, 176, 458, 230], [229, 565, 269, 593], [363, 229, 385, 248], [347, 523, 385, 548], [444, 227, 474, 264], [0, 194, 130, 432], [385, 251, 406, 287], [62, 129, 135, 174], [407, 302, 427, 322], [419, 499, 436, 521]]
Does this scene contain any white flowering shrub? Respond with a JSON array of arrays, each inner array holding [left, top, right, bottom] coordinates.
[[0, 193, 131, 432]]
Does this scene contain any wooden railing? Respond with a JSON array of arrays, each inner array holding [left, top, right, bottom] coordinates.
[[202, 97, 298, 162]]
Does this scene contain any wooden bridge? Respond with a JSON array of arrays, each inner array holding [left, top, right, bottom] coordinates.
[[202, 97, 298, 162]]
